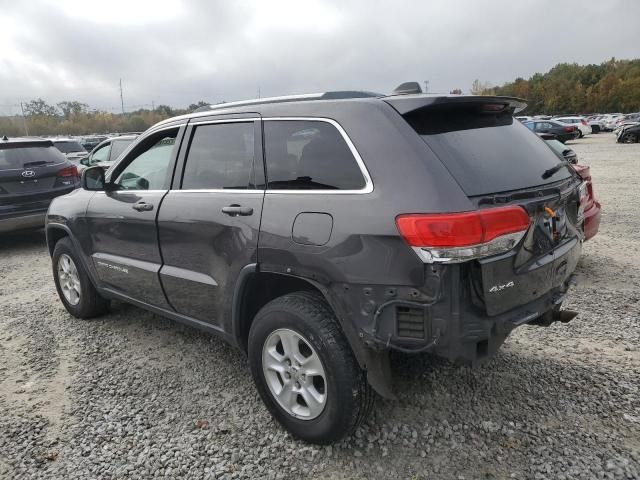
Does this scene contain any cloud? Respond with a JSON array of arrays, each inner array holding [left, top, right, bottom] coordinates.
[[1, 0, 638, 113]]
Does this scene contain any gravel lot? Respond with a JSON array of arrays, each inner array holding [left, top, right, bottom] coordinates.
[[1, 133, 638, 479]]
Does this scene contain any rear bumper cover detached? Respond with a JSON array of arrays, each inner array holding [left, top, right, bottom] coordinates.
[[358, 239, 582, 366]]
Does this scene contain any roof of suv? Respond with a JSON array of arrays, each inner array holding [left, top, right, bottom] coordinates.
[[152, 91, 527, 129], [0, 136, 54, 147]]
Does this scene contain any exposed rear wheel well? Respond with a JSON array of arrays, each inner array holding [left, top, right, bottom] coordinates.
[[235, 272, 322, 352], [47, 227, 69, 256]]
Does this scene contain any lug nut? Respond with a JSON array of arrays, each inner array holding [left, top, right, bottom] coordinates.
[[284, 372, 291, 380]]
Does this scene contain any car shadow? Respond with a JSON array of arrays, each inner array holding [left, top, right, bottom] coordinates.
[[0, 229, 47, 251]]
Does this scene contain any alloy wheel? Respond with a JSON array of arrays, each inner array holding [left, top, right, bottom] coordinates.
[[262, 328, 327, 420], [57, 254, 81, 306]]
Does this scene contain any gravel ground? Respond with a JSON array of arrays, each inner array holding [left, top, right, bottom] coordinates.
[[0, 133, 638, 479]]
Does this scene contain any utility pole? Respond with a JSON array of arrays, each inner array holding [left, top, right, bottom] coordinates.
[[119, 78, 125, 114], [257, 86, 261, 99], [152, 100, 155, 111], [19, 102, 29, 136], [424, 80, 429, 93]]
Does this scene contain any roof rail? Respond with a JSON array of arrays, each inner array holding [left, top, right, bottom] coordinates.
[[203, 90, 382, 112]]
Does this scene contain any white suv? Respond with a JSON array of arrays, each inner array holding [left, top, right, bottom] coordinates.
[[554, 117, 591, 137]]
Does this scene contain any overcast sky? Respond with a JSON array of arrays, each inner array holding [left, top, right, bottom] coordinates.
[[1, 0, 638, 114]]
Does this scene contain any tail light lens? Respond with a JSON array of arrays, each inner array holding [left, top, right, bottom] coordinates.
[[564, 126, 574, 133], [57, 166, 79, 178], [581, 119, 587, 126], [396, 206, 530, 263]]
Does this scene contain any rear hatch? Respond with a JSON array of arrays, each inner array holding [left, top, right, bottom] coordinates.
[[387, 96, 583, 316], [0, 141, 78, 215]]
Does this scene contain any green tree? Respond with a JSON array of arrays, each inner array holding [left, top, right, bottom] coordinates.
[[23, 98, 57, 116]]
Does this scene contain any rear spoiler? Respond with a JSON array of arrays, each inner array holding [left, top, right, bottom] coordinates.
[[383, 95, 527, 115], [0, 139, 54, 150]]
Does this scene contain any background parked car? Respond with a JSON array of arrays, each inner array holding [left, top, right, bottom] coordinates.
[[0, 136, 79, 233], [52, 138, 88, 164], [80, 135, 108, 152], [573, 164, 601, 241], [554, 117, 592, 137], [523, 120, 579, 142], [616, 123, 640, 143], [536, 133, 599, 240], [585, 115, 604, 133], [79, 135, 137, 171], [602, 114, 624, 131]]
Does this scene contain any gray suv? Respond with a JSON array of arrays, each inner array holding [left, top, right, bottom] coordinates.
[[46, 90, 584, 443]]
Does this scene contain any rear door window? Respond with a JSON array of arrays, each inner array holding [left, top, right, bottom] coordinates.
[[263, 120, 366, 190], [181, 122, 256, 190], [404, 105, 572, 196]]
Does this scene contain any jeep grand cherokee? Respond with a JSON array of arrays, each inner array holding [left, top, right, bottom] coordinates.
[[45, 88, 585, 443]]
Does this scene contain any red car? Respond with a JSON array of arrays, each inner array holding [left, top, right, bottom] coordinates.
[[573, 164, 601, 241], [538, 133, 601, 240]]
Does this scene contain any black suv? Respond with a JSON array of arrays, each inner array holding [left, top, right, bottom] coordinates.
[[46, 91, 584, 443], [1, 137, 80, 233]]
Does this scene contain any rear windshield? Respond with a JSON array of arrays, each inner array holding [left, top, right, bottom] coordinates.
[[0, 145, 67, 170], [405, 105, 572, 196], [53, 141, 85, 153]]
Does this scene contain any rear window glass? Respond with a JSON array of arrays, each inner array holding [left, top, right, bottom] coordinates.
[[405, 105, 572, 196], [263, 120, 365, 190], [53, 141, 85, 153], [182, 122, 255, 190], [0, 145, 66, 170]]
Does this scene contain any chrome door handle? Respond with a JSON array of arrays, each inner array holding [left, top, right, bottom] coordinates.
[[133, 202, 154, 212]]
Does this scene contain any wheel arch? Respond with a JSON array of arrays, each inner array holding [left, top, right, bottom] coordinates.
[[46, 223, 100, 288], [231, 267, 395, 399]]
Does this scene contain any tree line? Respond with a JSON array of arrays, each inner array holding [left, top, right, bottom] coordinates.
[[0, 100, 211, 137], [471, 58, 640, 115]]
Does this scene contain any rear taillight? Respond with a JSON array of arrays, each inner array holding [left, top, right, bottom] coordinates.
[[581, 119, 587, 126], [57, 166, 79, 178], [396, 206, 530, 263], [564, 126, 574, 133]]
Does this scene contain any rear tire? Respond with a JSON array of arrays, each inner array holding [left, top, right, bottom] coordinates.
[[248, 291, 375, 444], [621, 132, 638, 144], [52, 237, 110, 319]]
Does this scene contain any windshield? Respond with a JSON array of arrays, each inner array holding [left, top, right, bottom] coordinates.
[[0, 146, 66, 170], [53, 141, 86, 154], [405, 106, 572, 196]]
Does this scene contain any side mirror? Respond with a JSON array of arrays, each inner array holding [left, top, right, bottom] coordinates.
[[81, 166, 108, 191], [80, 157, 89, 166]]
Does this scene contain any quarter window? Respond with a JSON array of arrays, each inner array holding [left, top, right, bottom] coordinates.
[[182, 122, 255, 190], [263, 120, 366, 190]]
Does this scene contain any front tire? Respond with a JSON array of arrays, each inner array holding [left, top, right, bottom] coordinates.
[[248, 291, 375, 444], [52, 237, 110, 318], [621, 132, 638, 144]]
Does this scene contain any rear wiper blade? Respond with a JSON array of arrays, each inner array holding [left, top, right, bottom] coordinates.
[[542, 162, 571, 180]]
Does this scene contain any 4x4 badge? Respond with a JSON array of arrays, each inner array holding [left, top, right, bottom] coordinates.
[[489, 281, 515, 293]]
